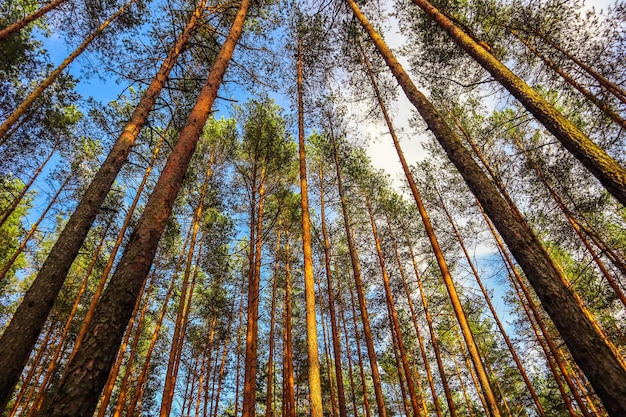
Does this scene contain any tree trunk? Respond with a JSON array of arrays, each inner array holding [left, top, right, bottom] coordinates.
[[0, 2, 210, 407], [0, 0, 68, 40], [347, 1, 626, 413], [434, 185, 545, 416], [318, 164, 348, 417], [296, 36, 324, 417], [356, 32, 501, 417], [42, 2, 249, 414], [265, 228, 281, 417], [284, 231, 296, 417], [409, 0, 626, 206], [329, 123, 387, 417], [0, 144, 56, 229], [402, 227, 457, 417], [386, 218, 442, 417], [242, 161, 266, 417], [365, 195, 422, 417]]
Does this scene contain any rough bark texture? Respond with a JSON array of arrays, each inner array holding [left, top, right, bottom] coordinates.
[[43, 2, 249, 414], [410, 0, 626, 206], [347, 1, 626, 414], [0, 2, 207, 410]]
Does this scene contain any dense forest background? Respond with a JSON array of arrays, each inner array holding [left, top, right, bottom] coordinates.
[[1, 0, 625, 416]]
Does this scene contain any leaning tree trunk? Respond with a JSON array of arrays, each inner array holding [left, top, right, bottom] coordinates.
[[42, 2, 249, 415], [347, 1, 626, 414], [0, 0, 68, 40], [409, 0, 626, 206], [356, 35, 501, 417], [0, 2, 210, 409]]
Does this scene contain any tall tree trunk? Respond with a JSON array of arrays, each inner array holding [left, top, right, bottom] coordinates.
[[336, 273, 360, 417], [364, 195, 422, 417], [402, 227, 457, 417], [42, 3, 249, 414], [328, 123, 387, 417], [242, 162, 266, 417], [0, 0, 137, 141], [265, 227, 282, 417], [434, 185, 545, 416], [356, 32, 501, 417], [347, 277, 373, 417], [0, 2, 210, 407], [296, 36, 324, 417], [347, 1, 626, 413], [160, 154, 215, 417], [284, 231, 296, 417], [386, 218, 442, 417], [0, 0, 68, 40], [409, 0, 626, 205], [318, 164, 348, 417]]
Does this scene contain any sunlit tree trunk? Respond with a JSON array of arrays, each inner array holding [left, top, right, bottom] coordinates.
[[402, 227, 457, 417], [434, 185, 545, 416], [365, 195, 422, 417], [296, 36, 324, 417], [110, 271, 158, 417], [355, 31, 500, 417], [386, 218, 442, 417], [318, 164, 348, 417], [0, 0, 69, 40], [265, 227, 282, 417], [284, 231, 296, 417], [329, 123, 387, 417]]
